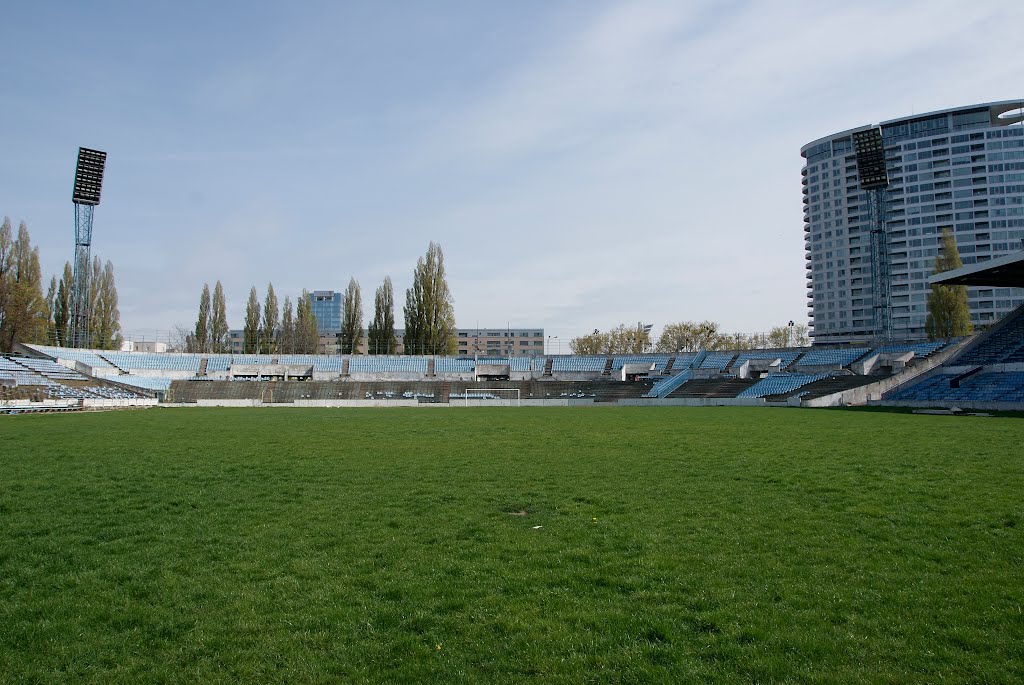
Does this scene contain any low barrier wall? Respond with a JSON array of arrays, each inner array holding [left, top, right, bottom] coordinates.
[[82, 398, 159, 408]]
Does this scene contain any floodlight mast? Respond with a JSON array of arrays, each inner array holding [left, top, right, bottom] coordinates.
[[70, 147, 107, 349], [853, 128, 892, 342]]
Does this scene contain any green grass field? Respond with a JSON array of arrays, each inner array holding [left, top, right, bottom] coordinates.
[[1, 407, 1023, 683]]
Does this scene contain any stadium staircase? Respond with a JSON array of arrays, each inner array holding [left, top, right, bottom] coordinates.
[[664, 356, 676, 374], [198, 357, 209, 377], [784, 351, 806, 370], [341, 358, 351, 377], [427, 358, 436, 377], [643, 370, 693, 398], [602, 357, 613, 376], [543, 358, 553, 377]]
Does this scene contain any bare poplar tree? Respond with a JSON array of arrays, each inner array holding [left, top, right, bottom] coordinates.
[[368, 276, 396, 354], [341, 277, 363, 355], [262, 283, 279, 354]]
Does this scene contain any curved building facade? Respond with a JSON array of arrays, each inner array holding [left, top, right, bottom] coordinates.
[[801, 100, 1024, 344]]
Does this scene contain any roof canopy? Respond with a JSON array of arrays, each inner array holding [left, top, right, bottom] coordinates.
[[930, 250, 1024, 287]]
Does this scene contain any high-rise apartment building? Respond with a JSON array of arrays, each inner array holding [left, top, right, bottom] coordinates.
[[801, 100, 1024, 344]]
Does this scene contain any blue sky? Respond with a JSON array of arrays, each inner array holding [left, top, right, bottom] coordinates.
[[2, 0, 1022, 347]]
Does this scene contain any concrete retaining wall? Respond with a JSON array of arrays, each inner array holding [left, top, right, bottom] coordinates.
[[874, 399, 1023, 412], [82, 398, 159, 408], [617, 398, 767, 407]]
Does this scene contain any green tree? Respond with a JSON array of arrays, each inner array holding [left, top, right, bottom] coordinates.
[[403, 242, 456, 355], [53, 262, 72, 346], [45, 275, 57, 345], [194, 283, 211, 353], [570, 323, 650, 354], [261, 283, 279, 354], [90, 260, 122, 350], [569, 329, 607, 355], [211, 281, 228, 353], [368, 276, 397, 354], [341, 277, 363, 355], [656, 321, 726, 352], [926, 228, 973, 339], [295, 290, 319, 354], [0, 219, 47, 351], [244, 286, 261, 353], [279, 296, 294, 354]]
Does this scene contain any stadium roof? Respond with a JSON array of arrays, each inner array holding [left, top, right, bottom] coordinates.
[[929, 250, 1024, 288]]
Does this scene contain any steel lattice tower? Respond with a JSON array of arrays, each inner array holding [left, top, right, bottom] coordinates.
[[71, 148, 107, 349], [852, 128, 892, 342]]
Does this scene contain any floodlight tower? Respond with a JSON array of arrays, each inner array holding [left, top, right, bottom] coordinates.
[[70, 147, 107, 348], [852, 128, 891, 342]]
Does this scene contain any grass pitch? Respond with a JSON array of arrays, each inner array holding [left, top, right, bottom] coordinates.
[[1, 407, 1023, 683]]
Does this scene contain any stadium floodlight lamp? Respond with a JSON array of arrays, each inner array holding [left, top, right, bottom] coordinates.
[[852, 128, 888, 190], [72, 147, 107, 205]]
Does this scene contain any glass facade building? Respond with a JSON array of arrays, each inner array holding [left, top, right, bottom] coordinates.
[[801, 100, 1024, 344], [309, 291, 342, 333]]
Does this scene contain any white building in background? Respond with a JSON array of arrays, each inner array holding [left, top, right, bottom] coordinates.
[[801, 100, 1024, 344]]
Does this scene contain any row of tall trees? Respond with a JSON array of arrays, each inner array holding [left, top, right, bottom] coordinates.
[[186, 242, 453, 356], [190, 282, 319, 354], [1, 217, 121, 352]]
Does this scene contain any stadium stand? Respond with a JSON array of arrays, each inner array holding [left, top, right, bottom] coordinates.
[[731, 350, 802, 369], [886, 372, 1024, 403], [25, 344, 117, 370], [113, 376, 174, 392], [951, 311, 1024, 365], [698, 352, 736, 370], [278, 355, 319, 366], [312, 356, 345, 372], [667, 352, 699, 371], [737, 373, 828, 399], [205, 355, 233, 372], [102, 352, 201, 372], [15, 357, 88, 381], [610, 355, 672, 371], [435, 357, 475, 373], [0, 355, 147, 401], [791, 347, 869, 368], [872, 341, 950, 358], [551, 356, 606, 372], [348, 356, 428, 374]]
